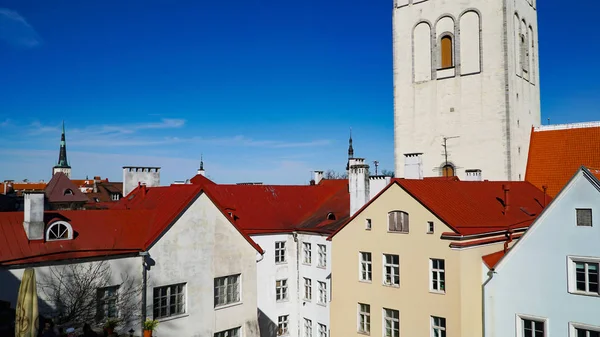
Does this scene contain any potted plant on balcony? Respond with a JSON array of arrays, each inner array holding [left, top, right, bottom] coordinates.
[[104, 318, 120, 335], [143, 319, 159, 337]]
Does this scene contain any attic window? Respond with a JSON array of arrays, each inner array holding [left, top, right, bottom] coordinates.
[[46, 221, 73, 241], [64, 189, 74, 196], [576, 209, 592, 227], [327, 212, 336, 221]]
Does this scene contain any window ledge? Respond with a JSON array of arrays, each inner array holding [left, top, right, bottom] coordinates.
[[276, 299, 290, 303], [359, 279, 372, 284], [429, 290, 446, 295], [387, 231, 409, 234], [317, 302, 327, 307], [302, 262, 312, 266], [275, 262, 287, 265], [383, 283, 400, 288], [357, 331, 370, 336], [156, 313, 189, 323], [317, 265, 326, 269], [568, 290, 600, 298], [214, 301, 243, 311]]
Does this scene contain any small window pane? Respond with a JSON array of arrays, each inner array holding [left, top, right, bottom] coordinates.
[[577, 209, 592, 227]]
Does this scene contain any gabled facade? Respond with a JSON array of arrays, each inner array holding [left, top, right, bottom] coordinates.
[[483, 167, 600, 337], [328, 178, 547, 337]]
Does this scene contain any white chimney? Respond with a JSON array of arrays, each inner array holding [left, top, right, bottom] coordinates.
[[23, 191, 45, 240], [349, 158, 370, 216], [369, 176, 392, 200], [314, 171, 324, 185], [404, 153, 423, 179], [123, 166, 161, 197], [465, 169, 482, 181]]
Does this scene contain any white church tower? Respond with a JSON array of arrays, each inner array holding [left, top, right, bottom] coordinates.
[[393, 0, 541, 181]]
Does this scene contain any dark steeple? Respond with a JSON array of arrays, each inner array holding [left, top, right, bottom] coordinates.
[[55, 121, 70, 169], [200, 154, 204, 171], [348, 128, 354, 159]]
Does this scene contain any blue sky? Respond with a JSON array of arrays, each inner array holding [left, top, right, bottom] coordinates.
[[0, 1, 598, 184]]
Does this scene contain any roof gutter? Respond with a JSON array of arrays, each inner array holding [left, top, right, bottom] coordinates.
[[440, 226, 529, 241]]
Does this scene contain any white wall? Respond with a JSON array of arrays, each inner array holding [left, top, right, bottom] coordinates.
[[253, 232, 332, 337], [484, 171, 600, 337]]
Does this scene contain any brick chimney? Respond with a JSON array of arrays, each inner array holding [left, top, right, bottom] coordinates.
[[23, 191, 45, 240], [123, 167, 161, 197]]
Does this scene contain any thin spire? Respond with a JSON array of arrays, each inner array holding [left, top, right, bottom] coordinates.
[[55, 121, 70, 168], [200, 154, 204, 170], [348, 128, 354, 159]]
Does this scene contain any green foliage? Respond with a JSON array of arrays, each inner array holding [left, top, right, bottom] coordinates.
[[143, 319, 159, 331]]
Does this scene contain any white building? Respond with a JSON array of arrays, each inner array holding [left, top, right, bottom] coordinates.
[[483, 167, 600, 337], [393, 0, 541, 181], [0, 167, 263, 337]]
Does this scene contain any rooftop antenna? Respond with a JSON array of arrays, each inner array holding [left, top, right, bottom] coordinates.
[[373, 160, 379, 175], [442, 136, 460, 177]]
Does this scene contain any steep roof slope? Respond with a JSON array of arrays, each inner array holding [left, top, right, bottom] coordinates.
[[525, 123, 600, 197], [44, 172, 88, 203]]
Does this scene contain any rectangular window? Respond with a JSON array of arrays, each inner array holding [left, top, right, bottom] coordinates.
[[275, 241, 286, 263], [431, 316, 446, 337], [153, 283, 186, 319], [430, 259, 446, 292], [278, 315, 289, 336], [214, 274, 240, 307], [575, 261, 599, 295], [577, 208, 593, 227], [383, 308, 400, 337], [214, 327, 241, 337], [303, 242, 312, 264], [304, 318, 312, 337], [570, 322, 600, 337], [358, 303, 370, 334], [519, 317, 546, 337], [366, 218, 372, 230], [427, 221, 434, 234], [318, 244, 327, 268], [318, 281, 327, 304], [388, 211, 409, 233], [360, 252, 372, 281], [304, 278, 312, 301], [318, 323, 327, 337], [276, 279, 288, 301], [97, 285, 119, 320], [383, 254, 400, 286]]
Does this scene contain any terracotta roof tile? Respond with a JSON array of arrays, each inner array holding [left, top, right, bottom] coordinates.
[[525, 124, 600, 197]]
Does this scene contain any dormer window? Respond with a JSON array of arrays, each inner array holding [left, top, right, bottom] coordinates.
[[64, 189, 74, 196], [389, 211, 409, 233], [46, 221, 73, 241], [327, 212, 336, 221]]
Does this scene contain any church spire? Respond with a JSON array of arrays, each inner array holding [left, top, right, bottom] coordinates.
[[53, 121, 72, 178], [348, 128, 354, 159], [197, 154, 206, 176]]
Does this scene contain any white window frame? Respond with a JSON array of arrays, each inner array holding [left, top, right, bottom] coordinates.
[[318, 323, 327, 337], [382, 308, 399, 337], [576, 208, 593, 227], [276, 279, 288, 302], [153, 283, 186, 319], [275, 241, 286, 263], [427, 221, 434, 234], [278, 315, 289, 336], [430, 258, 446, 293], [304, 278, 312, 301], [304, 318, 312, 337], [97, 285, 120, 320], [388, 211, 409, 233], [214, 327, 241, 337], [569, 322, 600, 337], [515, 314, 547, 337], [366, 218, 372, 230], [431, 316, 446, 337], [359, 252, 372, 282], [357, 303, 370, 334], [383, 254, 400, 287], [303, 242, 312, 265], [46, 221, 73, 241], [567, 256, 600, 296], [214, 274, 241, 308], [318, 281, 327, 304], [318, 244, 327, 268]]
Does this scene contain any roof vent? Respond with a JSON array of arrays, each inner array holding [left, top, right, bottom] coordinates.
[[327, 212, 336, 221]]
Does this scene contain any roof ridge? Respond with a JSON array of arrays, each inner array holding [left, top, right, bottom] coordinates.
[[534, 121, 600, 132]]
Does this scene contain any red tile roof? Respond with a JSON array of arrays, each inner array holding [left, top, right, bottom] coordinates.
[[0, 183, 46, 194], [45, 172, 89, 203], [329, 179, 549, 239], [482, 249, 508, 269], [525, 123, 600, 197]]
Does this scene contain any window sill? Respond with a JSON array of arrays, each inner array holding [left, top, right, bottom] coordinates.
[[383, 283, 400, 288], [429, 290, 446, 295], [317, 265, 326, 269], [317, 302, 327, 307], [214, 301, 243, 311], [387, 231, 409, 234], [427, 231, 434, 234], [276, 299, 290, 303], [303, 298, 312, 302], [357, 331, 370, 336], [359, 279, 372, 284], [568, 290, 600, 298], [156, 313, 189, 323], [275, 262, 287, 265], [302, 262, 312, 266]]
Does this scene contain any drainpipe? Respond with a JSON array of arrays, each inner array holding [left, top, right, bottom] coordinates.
[[292, 231, 299, 337], [139, 251, 149, 331]]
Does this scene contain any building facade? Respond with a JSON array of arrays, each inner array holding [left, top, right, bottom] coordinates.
[[484, 167, 600, 337], [393, 0, 541, 181]]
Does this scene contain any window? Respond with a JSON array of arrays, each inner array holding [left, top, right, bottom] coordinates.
[[214, 327, 241, 337], [577, 209, 593, 227], [441, 164, 454, 177], [358, 303, 370, 334], [427, 221, 434, 234], [327, 212, 336, 220], [303, 242, 312, 264], [440, 35, 453, 69], [276, 279, 288, 301], [569, 258, 599, 295], [383, 308, 399, 337], [46, 221, 73, 241], [304, 318, 312, 337], [360, 252, 372, 281], [318, 281, 327, 304], [64, 189, 74, 196], [304, 278, 312, 301], [318, 244, 327, 268], [97, 285, 119, 320], [430, 259, 446, 292], [383, 254, 400, 286], [278, 315, 289, 336], [388, 211, 409, 233], [275, 241, 286, 263], [518, 316, 546, 337], [570, 322, 600, 337], [153, 283, 186, 319], [214, 274, 240, 307], [365, 218, 372, 230], [431, 316, 446, 337], [318, 323, 327, 337], [111, 193, 120, 201]]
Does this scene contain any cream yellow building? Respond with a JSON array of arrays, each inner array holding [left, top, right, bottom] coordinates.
[[328, 178, 547, 337]]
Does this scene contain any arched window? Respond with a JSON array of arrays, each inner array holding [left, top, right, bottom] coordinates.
[[440, 36, 453, 69], [327, 212, 336, 221], [46, 221, 73, 241], [388, 211, 409, 233], [64, 189, 74, 196], [441, 164, 455, 177]]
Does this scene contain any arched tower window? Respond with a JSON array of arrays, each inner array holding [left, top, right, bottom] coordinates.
[[64, 189, 74, 196], [441, 164, 455, 177], [440, 36, 453, 69], [46, 221, 73, 241]]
